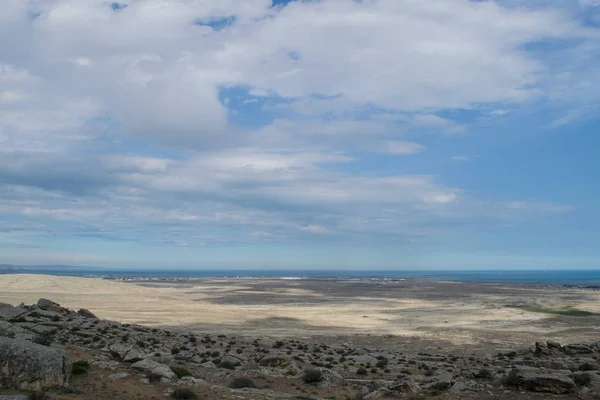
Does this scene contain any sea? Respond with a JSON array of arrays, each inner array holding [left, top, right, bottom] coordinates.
[[6, 268, 600, 285]]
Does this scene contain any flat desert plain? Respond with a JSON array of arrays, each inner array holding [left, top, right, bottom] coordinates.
[[0, 274, 598, 350]]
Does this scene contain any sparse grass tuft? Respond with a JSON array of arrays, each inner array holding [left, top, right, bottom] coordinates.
[[72, 360, 90, 376], [170, 366, 193, 378]]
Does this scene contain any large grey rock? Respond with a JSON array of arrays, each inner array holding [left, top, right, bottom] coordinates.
[[563, 344, 593, 355], [0, 337, 70, 391], [0, 303, 27, 321], [131, 359, 176, 379], [36, 299, 61, 313], [389, 377, 421, 394], [108, 343, 132, 360], [77, 308, 97, 319], [425, 373, 455, 392], [123, 348, 146, 362], [521, 373, 575, 394]]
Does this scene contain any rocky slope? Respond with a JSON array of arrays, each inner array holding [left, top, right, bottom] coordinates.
[[0, 299, 599, 399]]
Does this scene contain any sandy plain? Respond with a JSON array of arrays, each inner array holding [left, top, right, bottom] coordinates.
[[0, 274, 598, 350]]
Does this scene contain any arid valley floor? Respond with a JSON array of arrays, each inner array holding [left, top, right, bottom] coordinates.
[[0, 274, 599, 399]]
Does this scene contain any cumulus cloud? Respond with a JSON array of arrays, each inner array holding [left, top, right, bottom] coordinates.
[[0, 0, 594, 262]]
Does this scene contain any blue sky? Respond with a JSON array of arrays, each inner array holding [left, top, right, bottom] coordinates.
[[0, 0, 599, 270]]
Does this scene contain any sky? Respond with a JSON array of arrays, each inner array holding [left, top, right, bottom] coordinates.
[[0, 0, 599, 270]]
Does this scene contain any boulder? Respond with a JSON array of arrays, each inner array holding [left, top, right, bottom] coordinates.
[[109, 343, 132, 360], [0, 337, 70, 391], [131, 359, 176, 379], [389, 377, 421, 394], [36, 299, 61, 313], [563, 344, 593, 355], [123, 348, 146, 363], [521, 373, 575, 394], [547, 341, 562, 350], [425, 373, 455, 392], [77, 308, 97, 319], [0, 304, 27, 321], [109, 372, 129, 380]]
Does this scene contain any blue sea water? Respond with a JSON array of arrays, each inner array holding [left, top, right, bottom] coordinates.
[[8, 268, 600, 285]]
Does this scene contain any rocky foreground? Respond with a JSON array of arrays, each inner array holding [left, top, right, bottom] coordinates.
[[0, 300, 599, 400]]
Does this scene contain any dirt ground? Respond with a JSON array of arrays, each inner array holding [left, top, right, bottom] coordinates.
[[0, 274, 598, 350]]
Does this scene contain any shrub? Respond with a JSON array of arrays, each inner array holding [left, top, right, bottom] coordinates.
[[135, 340, 146, 348], [303, 368, 323, 384], [147, 372, 162, 384], [51, 315, 61, 322], [28, 391, 47, 400], [502, 369, 521, 387], [376, 357, 389, 368], [171, 347, 180, 355], [229, 377, 258, 389], [32, 335, 52, 346], [475, 368, 493, 380], [72, 360, 90, 376], [573, 372, 592, 387], [219, 360, 237, 370], [170, 366, 193, 378], [356, 367, 368, 375], [171, 388, 198, 400]]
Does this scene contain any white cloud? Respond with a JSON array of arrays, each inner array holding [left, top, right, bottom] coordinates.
[[451, 155, 469, 162], [0, 0, 589, 254], [378, 141, 425, 155]]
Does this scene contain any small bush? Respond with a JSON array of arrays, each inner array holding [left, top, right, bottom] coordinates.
[[356, 367, 368, 375], [229, 377, 258, 389], [171, 388, 198, 400], [502, 369, 521, 387], [376, 356, 389, 368], [219, 360, 237, 370], [51, 315, 61, 322], [475, 368, 493, 380], [135, 340, 146, 348], [147, 372, 162, 384], [28, 391, 47, 400], [171, 347, 180, 355], [573, 372, 592, 387], [72, 360, 90, 376], [303, 368, 323, 384], [32, 335, 53, 346], [170, 366, 193, 378]]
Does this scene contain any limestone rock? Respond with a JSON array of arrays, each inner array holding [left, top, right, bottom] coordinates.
[[36, 298, 62, 313], [123, 348, 146, 363], [0, 337, 70, 391], [521, 373, 575, 394], [109, 343, 132, 360], [77, 308, 97, 319], [131, 359, 176, 379], [0, 303, 27, 321], [109, 372, 129, 380], [389, 377, 421, 394]]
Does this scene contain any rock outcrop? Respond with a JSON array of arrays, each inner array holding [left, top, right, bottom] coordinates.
[[131, 359, 176, 379], [0, 337, 70, 391], [36, 298, 62, 313]]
